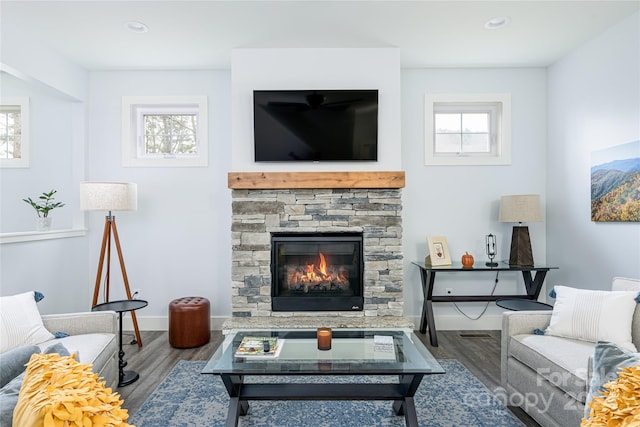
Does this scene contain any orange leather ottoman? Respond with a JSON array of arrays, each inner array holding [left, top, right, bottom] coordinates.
[[168, 297, 210, 348]]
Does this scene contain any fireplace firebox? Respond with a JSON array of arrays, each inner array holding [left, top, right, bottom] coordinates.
[[271, 232, 364, 311]]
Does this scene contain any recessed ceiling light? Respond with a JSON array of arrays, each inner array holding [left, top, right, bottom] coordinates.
[[484, 16, 511, 30], [125, 21, 149, 34]]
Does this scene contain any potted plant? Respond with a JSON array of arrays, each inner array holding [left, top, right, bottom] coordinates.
[[23, 189, 65, 231]]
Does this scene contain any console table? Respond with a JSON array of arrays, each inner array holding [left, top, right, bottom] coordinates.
[[412, 261, 557, 346]]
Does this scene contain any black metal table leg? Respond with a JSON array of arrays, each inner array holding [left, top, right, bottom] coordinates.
[[419, 269, 439, 346], [522, 270, 548, 298], [117, 311, 140, 387], [392, 374, 423, 425], [419, 267, 428, 333], [217, 373, 428, 426], [221, 375, 249, 427], [91, 299, 147, 387], [426, 300, 437, 346], [226, 397, 241, 427], [403, 396, 419, 427]]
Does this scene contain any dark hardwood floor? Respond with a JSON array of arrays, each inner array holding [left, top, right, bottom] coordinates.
[[116, 330, 539, 426]]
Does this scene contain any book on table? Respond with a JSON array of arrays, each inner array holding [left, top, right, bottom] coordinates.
[[234, 336, 284, 358]]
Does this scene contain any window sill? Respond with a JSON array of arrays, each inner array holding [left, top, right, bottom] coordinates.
[[0, 228, 86, 244], [425, 154, 511, 166]]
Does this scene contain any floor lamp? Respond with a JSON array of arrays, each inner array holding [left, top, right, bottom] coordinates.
[[499, 194, 543, 267], [80, 182, 142, 347]]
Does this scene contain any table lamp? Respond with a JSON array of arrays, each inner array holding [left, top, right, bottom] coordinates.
[[80, 181, 142, 346], [499, 194, 542, 266]]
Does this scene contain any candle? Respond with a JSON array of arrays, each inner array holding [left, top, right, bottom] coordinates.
[[317, 327, 332, 350]]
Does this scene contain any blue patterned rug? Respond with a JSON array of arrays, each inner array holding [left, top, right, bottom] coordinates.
[[129, 359, 523, 427]]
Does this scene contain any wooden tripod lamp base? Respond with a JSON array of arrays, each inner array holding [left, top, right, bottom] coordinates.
[[80, 181, 142, 347], [92, 215, 143, 347]]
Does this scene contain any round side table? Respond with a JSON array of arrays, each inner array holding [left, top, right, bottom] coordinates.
[[92, 299, 148, 387], [496, 299, 552, 311]]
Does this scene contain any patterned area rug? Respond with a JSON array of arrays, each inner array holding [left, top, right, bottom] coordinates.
[[130, 359, 523, 427]]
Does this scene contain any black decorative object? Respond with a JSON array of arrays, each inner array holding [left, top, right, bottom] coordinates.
[[485, 233, 498, 267]]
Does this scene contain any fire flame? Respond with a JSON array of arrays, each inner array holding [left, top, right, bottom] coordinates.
[[302, 252, 328, 282], [318, 253, 327, 276], [290, 252, 347, 287]]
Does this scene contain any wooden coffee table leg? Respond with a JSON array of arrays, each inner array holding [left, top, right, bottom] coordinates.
[[402, 397, 418, 427], [393, 374, 423, 425], [225, 396, 249, 427], [226, 397, 241, 427], [392, 397, 418, 426], [392, 399, 404, 415], [221, 375, 249, 427]]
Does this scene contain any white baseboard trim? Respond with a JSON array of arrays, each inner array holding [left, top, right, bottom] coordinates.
[[123, 315, 502, 332]]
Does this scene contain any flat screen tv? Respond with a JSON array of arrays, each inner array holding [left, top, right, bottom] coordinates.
[[253, 90, 378, 162]]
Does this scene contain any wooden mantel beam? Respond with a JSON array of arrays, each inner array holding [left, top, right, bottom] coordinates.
[[228, 171, 405, 189]]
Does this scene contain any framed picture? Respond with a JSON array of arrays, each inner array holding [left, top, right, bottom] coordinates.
[[426, 236, 452, 266], [591, 140, 640, 222]]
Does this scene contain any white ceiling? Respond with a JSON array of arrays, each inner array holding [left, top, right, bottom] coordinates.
[[2, 1, 639, 70]]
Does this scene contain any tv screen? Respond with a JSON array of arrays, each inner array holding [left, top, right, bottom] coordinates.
[[253, 90, 378, 162]]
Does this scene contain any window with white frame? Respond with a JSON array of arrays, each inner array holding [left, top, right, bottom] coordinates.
[[425, 93, 511, 165], [0, 97, 29, 168], [122, 96, 208, 167]]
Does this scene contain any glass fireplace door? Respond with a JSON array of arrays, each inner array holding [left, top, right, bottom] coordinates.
[[271, 233, 364, 312]]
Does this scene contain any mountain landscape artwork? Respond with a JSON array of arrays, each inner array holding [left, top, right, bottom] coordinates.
[[591, 140, 640, 222]]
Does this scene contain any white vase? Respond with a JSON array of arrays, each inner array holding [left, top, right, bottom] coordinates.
[[36, 217, 52, 232]]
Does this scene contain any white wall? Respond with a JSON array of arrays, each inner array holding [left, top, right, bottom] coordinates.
[[547, 12, 640, 289], [402, 68, 549, 329], [1, 18, 87, 102], [0, 74, 77, 232], [0, 20, 90, 314], [86, 71, 232, 328], [231, 48, 402, 171], [0, 237, 92, 314]]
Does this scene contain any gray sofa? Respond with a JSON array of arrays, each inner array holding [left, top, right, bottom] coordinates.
[[501, 277, 640, 427], [0, 310, 118, 425], [40, 311, 119, 388]]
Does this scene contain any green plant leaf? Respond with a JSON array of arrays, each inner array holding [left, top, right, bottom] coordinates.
[[23, 190, 64, 218]]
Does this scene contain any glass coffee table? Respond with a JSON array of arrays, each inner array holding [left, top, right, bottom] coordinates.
[[202, 329, 444, 427]]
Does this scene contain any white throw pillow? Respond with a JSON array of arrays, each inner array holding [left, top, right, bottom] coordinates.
[[0, 291, 54, 353], [546, 285, 638, 352]]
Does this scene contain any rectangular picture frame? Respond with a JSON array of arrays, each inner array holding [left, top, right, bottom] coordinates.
[[590, 140, 640, 222], [426, 236, 452, 266]]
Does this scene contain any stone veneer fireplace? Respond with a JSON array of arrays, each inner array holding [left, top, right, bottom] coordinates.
[[223, 171, 413, 331]]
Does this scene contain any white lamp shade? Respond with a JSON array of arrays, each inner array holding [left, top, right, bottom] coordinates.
[[80, 182, 137, 211], [499, 194, 542, 223]]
